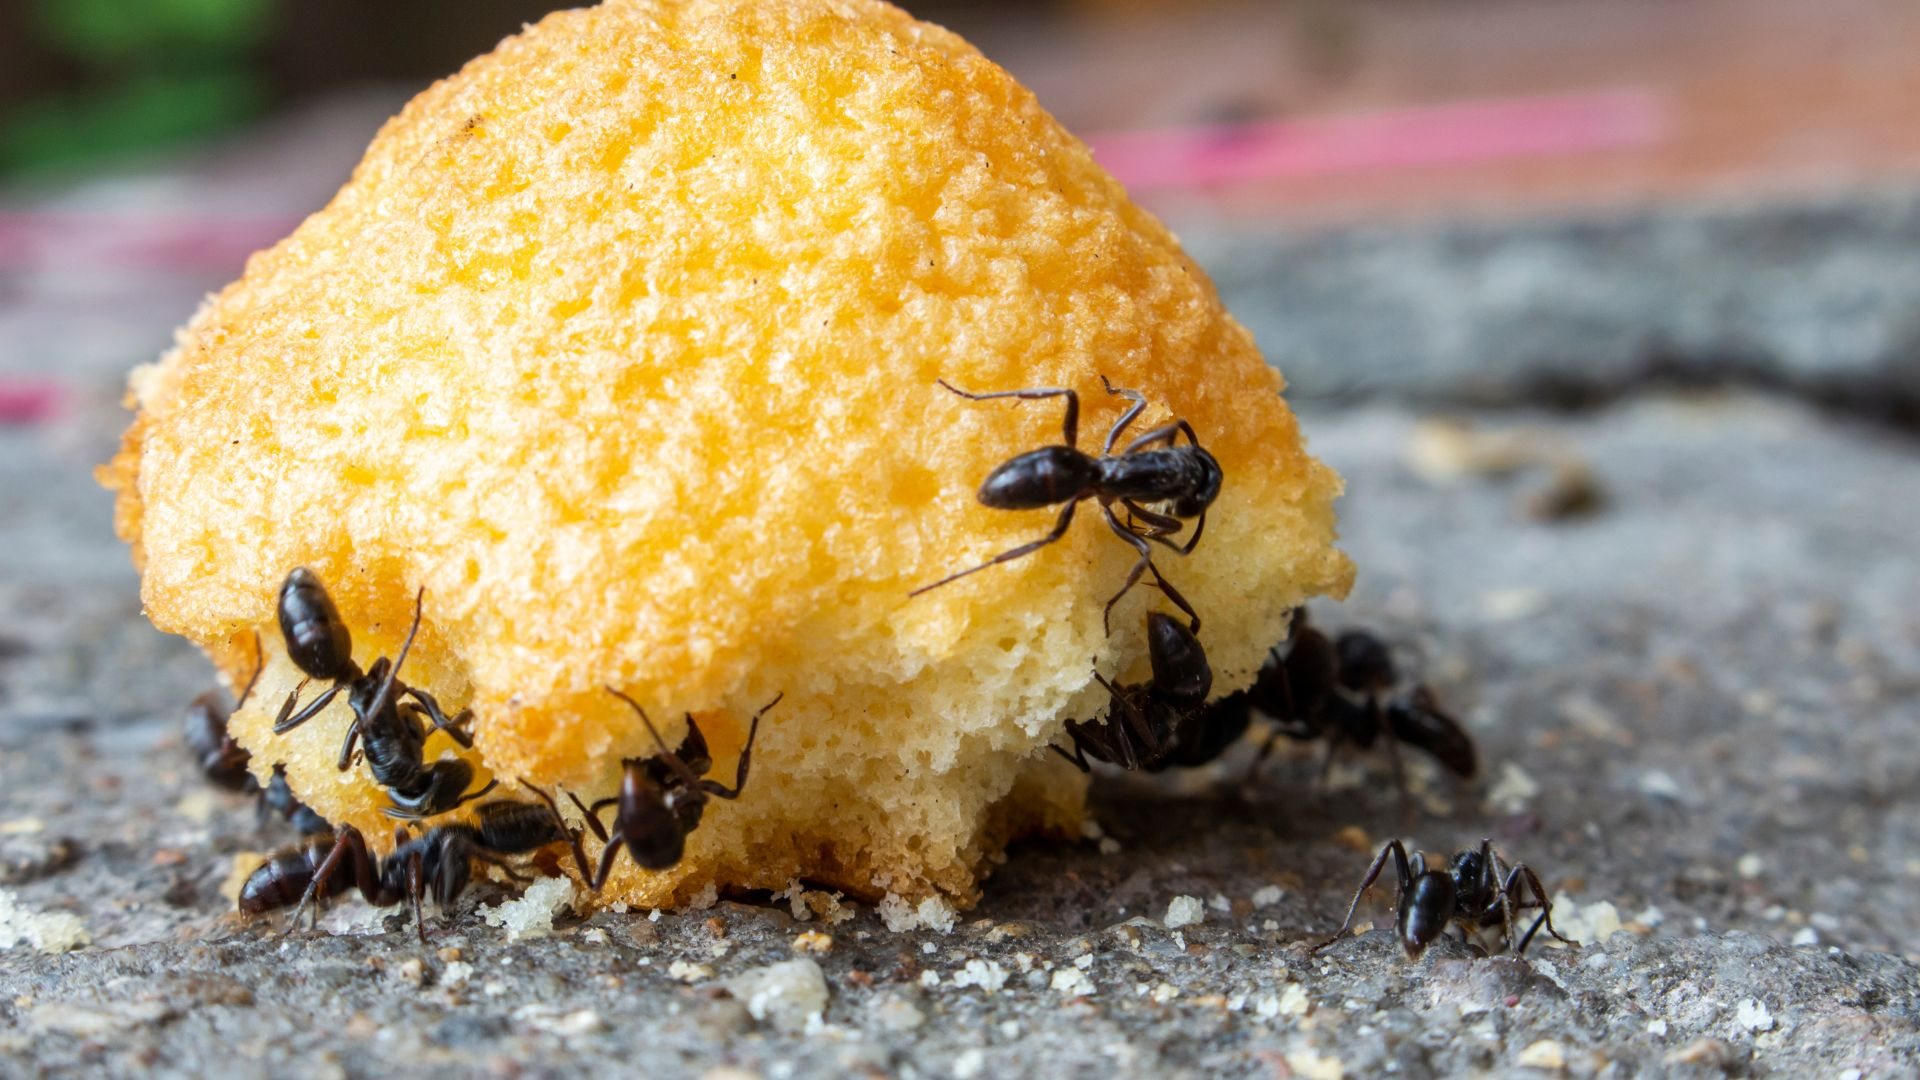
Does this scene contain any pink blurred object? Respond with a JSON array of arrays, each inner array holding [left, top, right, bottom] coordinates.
[[1089, 89, 1665, 192], [0, 212, 301, 273], [0, 381, 63, 425]]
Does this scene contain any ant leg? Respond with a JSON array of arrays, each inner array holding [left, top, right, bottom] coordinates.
[[521, 781, 595, 884], [408, 851, 427, 944], [235, 633, 266, 711], [1505, 864, 1575, 952], [285, 826, 375, 935], [701, 692, 781, 800], [1119, 421, 1183, 456], [1139, 560, 1203, 636], [909, 500, 1080, 598], [442, 776, 499, 813], [589, 831, 628, 892], [273, 680, 339, 734], [1238, 722, 1283, 786], [473, 852, 534, 884], [565, 792, 614, 844], [936, 381, 1080, 449], [404, 687, 475, 747], [1098, 376, 1149, 454], [1314, 840, 1412, 952], [334, 719, 364, 771], [1098, 504, 1158, 635], [1174, 508, 1207, 556], [360, 587, 427, 737], [1380, 706, 1413, 822], [1049, 741, 1094, 773], [1122, 500, 1184, 540], [606, 688, 707, 790], [1315, 727, 1349, 790]]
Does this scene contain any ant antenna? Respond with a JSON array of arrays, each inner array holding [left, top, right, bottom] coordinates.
[[362, 588, 426, 727]]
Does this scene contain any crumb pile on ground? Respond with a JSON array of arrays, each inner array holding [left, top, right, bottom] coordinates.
[[98, 0, 1350, 907]]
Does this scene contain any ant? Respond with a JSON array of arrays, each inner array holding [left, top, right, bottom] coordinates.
[[1314, 838, 1573, 959], [910, 377, 1222, 634], [1193, 610, 1476, 804], [1053, 613, 1213, 772], [241, 793, 583, 941], [183, 636, 329, 834], [270, 568, 495, 820], [565, 688, 781, 887]]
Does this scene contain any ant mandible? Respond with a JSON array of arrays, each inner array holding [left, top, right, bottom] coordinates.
[[1053, 612, 1213, 771], [1314, 838, 1574, 959], [566, 688, 781, 887], [910, 377, 1222, 634], [271, 568, 495, 820]]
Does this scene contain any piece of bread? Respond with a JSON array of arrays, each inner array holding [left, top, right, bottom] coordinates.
[[100, 0, 1351, 908]]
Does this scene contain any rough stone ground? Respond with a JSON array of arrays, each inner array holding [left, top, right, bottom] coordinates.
[[2, 94, 1918, 1080], [1, 387, 1916, 1078]]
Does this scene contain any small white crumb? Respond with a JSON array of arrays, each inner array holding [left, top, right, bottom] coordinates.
[[687, 883, 719, 910], [921, 941, 937, 955], [1013, 952, 1035, 973], [1171, 930, 1187, 951], [393, 957, 427, 988], [1481, 587, 1548, 621], [724, 958, 830, 1033], [920, 970, 940, 988], [1253, 995, 1281, 1020], [442, 961, 474, 989], [1791, 927, 1819, 946], [0, 889, 88, 953], [0, 818, 44, 834], [1485, 761, 1541, 813], [998, 1020, 1020, 1039], [1516, 1039, 1565, 1069], [1285, 1050, 1345, 1080], [1551, 894, 1623, 946], [610, 901, 630, 913], [791, 930, 833, 954], [1226, 992, 1247, 1012], [878, 893, 920, 932], [1736, 998, 1775, 1032], [1278, 984, 1311, 1017], [1150, 983, 1178, 1004], [647, 908, 661, 921], [871, 994, 924, 1032], [514, 1005, 607, 1036], [481, 877, 575, 941], [951, 959, 1008, 993], [173, 790, 218, 826], [582, 927, 609, 945], [952, 1048, 986, 1080], [482, 980, 507, 998], [1736, 853, 1766, 879], [1098, 838, 1122, 856], [1810, 912, 1842, 932], [916, 896, 958, 934], [1073, 954, 1093, 971], [1251, 885, 1285, 908], [1049, 968, 1095, 997], [1164, 896, 1205, 929], [1208, 893, 1231, 913], [668, 960, 714, 983], [1633, 905, 1666, 928], [1647, 1019, 1668, 1036], [1638, 770, 1683, 800]]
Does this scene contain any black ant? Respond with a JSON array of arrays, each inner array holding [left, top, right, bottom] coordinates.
[[184, 636, 329, 834], [1314, 838, 1573, 959], [240, 793, 583, 941], [270, 568, 495, 820], [1053, 613, 1213, 771], [910, 377, 1222, 633], [1192, 610, 1476, 803], [565, 688, 781, 887]]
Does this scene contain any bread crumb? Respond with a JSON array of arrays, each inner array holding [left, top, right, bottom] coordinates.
[[1550, 894, 1622, 946], [791, 931, 833, 954], [1278, 984, 1311, 1017], [1285, 1050, 1344, 1080], [1516, 1039, 1566, 1070], [1164, 896, 1205, 929], [1485, 762, 1541, 813], [442, 961, 474, 989], [1736, 998, 1775, 1032], [951, 959, 1009, 993], [1049, 968, 1095, 997], [724, 958, 829, 1033], [1251, 885, 1285, 908], [871, 993, 924, 1032], [0, 889, 88, 953], [668, 961, 714, 983], [481, 877, 575, 941]]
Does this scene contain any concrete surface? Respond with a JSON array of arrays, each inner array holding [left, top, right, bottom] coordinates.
[[0, 388, 1916, 1077]]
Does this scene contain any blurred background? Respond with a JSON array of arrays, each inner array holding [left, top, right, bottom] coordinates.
[[5, 0, 1920, 422]]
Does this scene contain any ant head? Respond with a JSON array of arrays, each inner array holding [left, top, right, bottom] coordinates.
[[1334, 630, 1397, 693], [1170, 447, 1223, 518], [1145, 612, 1211, 705]]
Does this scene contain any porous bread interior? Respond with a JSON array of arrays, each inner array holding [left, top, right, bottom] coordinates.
[[99, 0, 1352, 908]]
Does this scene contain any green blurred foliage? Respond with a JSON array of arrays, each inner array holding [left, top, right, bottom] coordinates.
[[3, 0, 275, 175]]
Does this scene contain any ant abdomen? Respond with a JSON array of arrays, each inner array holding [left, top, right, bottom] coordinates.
[[278, 567, 356, 682]]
